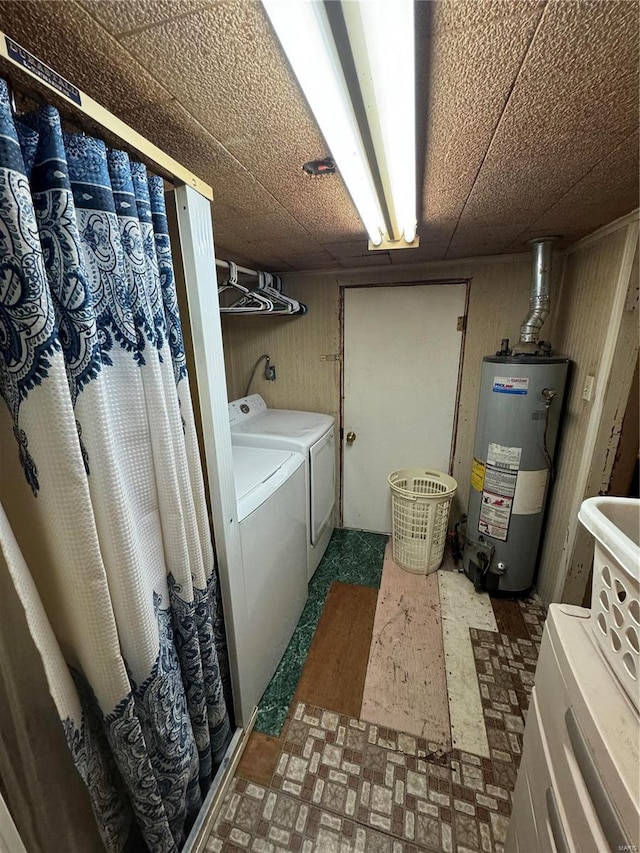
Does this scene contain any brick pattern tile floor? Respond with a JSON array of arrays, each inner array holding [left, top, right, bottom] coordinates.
[[207, 594, 547, 852]]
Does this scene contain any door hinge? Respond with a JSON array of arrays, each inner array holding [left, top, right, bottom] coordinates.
[[457, 316, 466, 332]]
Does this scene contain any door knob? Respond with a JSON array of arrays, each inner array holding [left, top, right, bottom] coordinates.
[[346, 431, 356, 444]]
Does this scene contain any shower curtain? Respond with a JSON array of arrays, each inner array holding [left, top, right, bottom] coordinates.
[[0, 79, 231, 852]]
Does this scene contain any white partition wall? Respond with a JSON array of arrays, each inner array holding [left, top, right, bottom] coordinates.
[[174, 186, 253, 726]]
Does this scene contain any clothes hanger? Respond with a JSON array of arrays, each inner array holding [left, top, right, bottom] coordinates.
[[218, 261, 275, 313], [268, 273, 307, 315], [255, 272, 298, 314], [260, 272, 307, 315]]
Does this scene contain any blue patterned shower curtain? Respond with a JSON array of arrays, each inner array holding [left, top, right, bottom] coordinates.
[[0, 79, 231, 852]]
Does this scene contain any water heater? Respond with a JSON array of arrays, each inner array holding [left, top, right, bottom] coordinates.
[[463, 354, 569, 594]]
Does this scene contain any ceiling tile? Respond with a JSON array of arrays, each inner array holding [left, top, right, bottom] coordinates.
[[458, 130, 629, 228], [80, 0, 214, 37], [457, 0, 639, 237], [507, 131, 640, 248], [120, 1, 367, 244], [445, 224, 522, 259], [339, 253, 392, 267], [0, 0, 636, 271], [389, 242, 452, 264], [419, 1, 545, 237], [324, 240, 377, 258], [284, 252, 343, 271], [0, 0, 171, 114], [117, 98, 228, 178]]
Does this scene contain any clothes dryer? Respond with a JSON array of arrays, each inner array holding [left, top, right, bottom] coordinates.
[[229, 395, 335, 579]]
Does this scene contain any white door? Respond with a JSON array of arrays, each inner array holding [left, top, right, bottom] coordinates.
[[342, 283, 466, 533]]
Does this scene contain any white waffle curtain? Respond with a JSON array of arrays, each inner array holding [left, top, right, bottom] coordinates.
[[0, 80, 231, 852]]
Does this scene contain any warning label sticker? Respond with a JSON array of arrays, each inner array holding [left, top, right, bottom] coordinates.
[[484, 466, 517, 497], [492, 376, 529, 395], [471, 458, 486, 491], [478, 444, 522, 541], [479, 493, 512, 541]]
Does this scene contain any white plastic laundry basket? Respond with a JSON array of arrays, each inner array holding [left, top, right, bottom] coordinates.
[[388, 469, 457, 574], [578, 496, 640, 711]]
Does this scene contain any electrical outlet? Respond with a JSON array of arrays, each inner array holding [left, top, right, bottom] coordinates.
[[582, 374, 595, 402]]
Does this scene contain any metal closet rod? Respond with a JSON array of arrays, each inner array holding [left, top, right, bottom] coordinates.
[[216, 259, 264, 279]]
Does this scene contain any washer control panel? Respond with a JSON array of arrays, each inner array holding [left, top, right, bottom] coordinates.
[[229, 394, 267, 426]]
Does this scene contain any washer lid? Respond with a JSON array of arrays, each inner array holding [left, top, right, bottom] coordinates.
[[232, 445, 303, 521], [231, 407, 334, 442]]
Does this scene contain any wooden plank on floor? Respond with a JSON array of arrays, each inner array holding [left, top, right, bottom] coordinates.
[[439, 570, 497, 757], [236, 730, 285, 787], [360, 543, 451, 747], [294, 581, 378, 717], [491, 596, 529, 639]]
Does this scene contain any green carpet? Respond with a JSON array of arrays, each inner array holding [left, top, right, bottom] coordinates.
[[254, 528, 388, 736]]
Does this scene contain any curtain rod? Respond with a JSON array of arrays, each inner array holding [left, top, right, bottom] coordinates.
[[0, 31, 213, 201]]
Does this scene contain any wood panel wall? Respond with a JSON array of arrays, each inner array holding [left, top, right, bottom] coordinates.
[[537, 216, 639, 605], [221, 254, 548, 521], [221, 217, 638, 607]]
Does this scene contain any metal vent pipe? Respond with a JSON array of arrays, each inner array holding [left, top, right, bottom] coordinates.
[[518, 237, 558, 346]]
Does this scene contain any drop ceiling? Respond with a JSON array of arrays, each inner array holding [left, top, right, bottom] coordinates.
[[0, 0, 637, 271]]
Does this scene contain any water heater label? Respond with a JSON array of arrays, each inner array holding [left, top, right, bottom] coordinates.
[[513, 469, 548, 515], [484, 466, 517, 497], [492, 376, 529, 395], [478, 493, 512, 541], [471, 458, 486, 491], [478, 443, 522, 540], [487, 443, 522, 471]]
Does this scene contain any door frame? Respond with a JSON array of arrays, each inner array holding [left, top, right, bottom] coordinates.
[[338, 279, 470, 526]]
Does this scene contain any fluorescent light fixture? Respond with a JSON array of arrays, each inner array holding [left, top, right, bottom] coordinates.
[[262, 0, 385, 246], [262, 0, 417, 249], [342, 0, 416, 244]]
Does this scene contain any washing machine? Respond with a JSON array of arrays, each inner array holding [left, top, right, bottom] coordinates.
[[229, 395, 336, 579], [232, 444, 308, 715]]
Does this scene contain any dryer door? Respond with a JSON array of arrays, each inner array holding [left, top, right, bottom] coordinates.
[[310, 427, 335, 545]]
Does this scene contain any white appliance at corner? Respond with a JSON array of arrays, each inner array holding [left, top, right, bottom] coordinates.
[[507, 496, 640, 853], [229, 395, 336, 580], [507, 603, 639, 853], [232, 445, 308, 721]]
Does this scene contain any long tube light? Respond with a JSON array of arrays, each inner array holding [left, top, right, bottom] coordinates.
[[342, 0, 416, 244], [262, 0, 417, 250], [263, 0, 386, 246]]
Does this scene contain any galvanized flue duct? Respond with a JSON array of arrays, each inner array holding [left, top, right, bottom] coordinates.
[[513, 237, 558, 353]]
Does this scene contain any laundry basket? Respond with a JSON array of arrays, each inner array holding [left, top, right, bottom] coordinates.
[[388, 469, 457, 574], [578, 496, 640, 710]]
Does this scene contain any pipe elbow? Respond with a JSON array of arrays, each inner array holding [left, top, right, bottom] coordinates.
[[519, 307, 549, 343]]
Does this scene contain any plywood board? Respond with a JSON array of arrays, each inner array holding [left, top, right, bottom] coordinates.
[[360, 544, 450, 746], [439, 570, 497, 757], [294, 581, 378, 717], [491, 596, 529, 639], [236, 730, 285, 788]]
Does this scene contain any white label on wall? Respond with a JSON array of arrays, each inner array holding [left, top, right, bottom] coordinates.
[[487, 443, 522, 471], [492, 376, 529, 395], [513, 469, 548, 515]]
